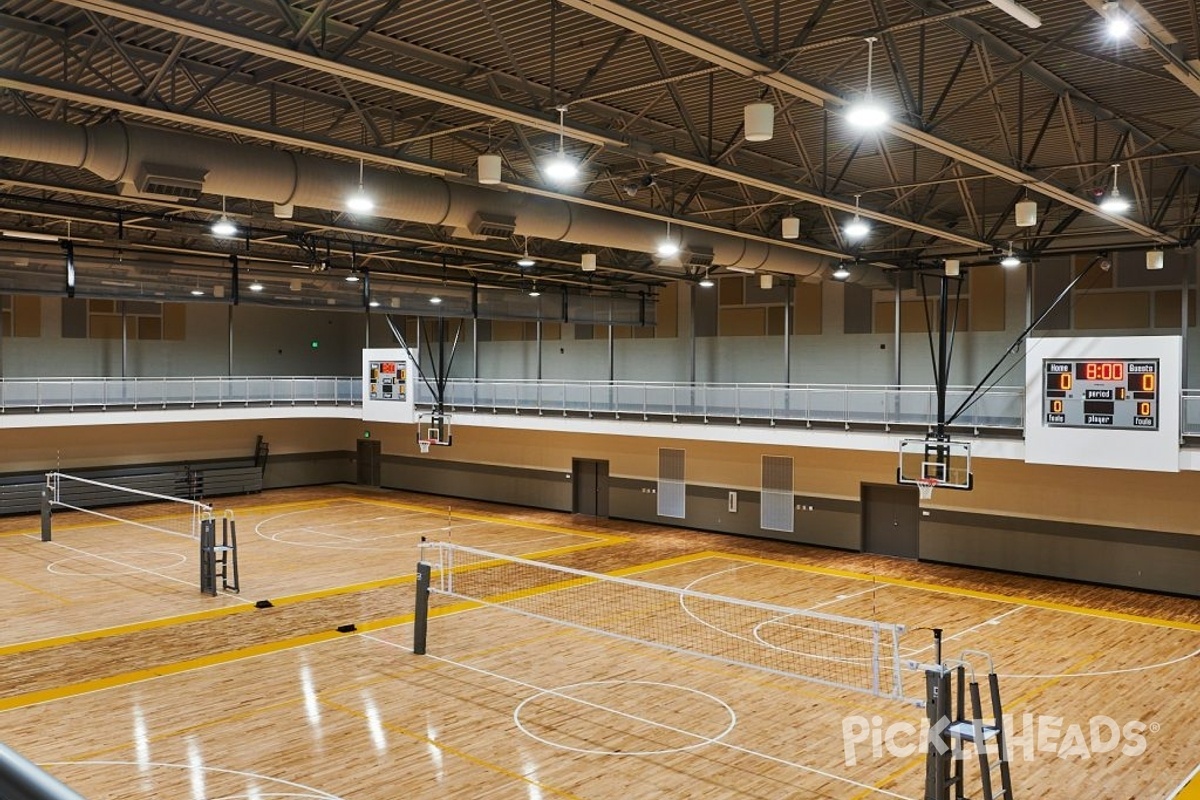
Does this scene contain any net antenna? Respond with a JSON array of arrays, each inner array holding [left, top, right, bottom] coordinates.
[[414, 541, 910, 700]]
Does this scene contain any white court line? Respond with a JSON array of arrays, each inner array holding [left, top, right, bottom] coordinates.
[[370, 637, 914, 800], [39, 760, 344, 800], [899, 607, 1027, 657], [1168, 761, 1200, 800], [25, 533, 253, 606]]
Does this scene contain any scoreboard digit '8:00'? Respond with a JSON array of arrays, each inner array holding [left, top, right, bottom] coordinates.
[[1042, 359, 1158, 430]]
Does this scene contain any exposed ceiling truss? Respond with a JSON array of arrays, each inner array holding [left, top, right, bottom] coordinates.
[[0, 0, 1197, 299]]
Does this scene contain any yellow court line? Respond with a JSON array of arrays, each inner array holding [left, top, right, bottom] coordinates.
[[1175, 768, 1200, 800], [695, 551, 1200, 632], [353, 494, 630, 545]]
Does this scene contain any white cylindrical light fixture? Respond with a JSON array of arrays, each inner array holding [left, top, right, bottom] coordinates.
[[477, 153, 502, 184], [744, 102, 774, 142], [1015, 199, 1037, 227], [945, 259, 960, 277], [581, 253, 597, 272], [1147, 250, 1164, 270], [781, 215, 800, 240], [759, 273, 774, 290]]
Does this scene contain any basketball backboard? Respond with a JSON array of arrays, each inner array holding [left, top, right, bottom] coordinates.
[[898, 438, 972, 491]]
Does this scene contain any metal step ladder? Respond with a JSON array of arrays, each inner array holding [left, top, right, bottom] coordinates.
[[922, 633, 1014, 800], [199, 510, 240, 596]]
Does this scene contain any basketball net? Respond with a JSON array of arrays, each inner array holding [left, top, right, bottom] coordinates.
[[917, 478, 938, 500], [418, 440, 431, 454]]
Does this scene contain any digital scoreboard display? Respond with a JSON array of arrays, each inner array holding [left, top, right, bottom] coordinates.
[[1042, 359, 1158, 430]]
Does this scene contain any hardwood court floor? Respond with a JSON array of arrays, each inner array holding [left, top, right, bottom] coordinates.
[[0, 485, 1197, 799]]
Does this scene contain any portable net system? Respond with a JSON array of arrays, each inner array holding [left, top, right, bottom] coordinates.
[[414, 542, 907, 699], [42, 472, 239, 596]]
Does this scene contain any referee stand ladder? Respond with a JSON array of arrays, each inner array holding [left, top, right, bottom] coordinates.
[[924, 631, 1014, 800], [200, 510, 240, 596]]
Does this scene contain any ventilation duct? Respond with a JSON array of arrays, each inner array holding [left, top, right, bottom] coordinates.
[[681, 245, 714, 269], [132, 163, 207, 201], [0, 115, 840, 281]]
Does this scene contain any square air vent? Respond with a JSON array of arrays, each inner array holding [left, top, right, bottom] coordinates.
[[132, 163, 208, 202], [682, 245, 714, 269], [466, 211, 516, 239]]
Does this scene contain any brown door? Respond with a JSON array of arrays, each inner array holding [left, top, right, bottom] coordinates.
[[861, 483, 919, 558], [572, 458, 609, 517], [356, 439, 381, 486]]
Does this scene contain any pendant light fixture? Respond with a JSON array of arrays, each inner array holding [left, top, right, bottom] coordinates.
[[1000, 242, 1021, 268], [656, 221, 680, 258], [517, 236, 535, 268], [846, 37, 889, 130], [544, 106, 578, 182], [210, 196, 237, 237], [346, 159, 374, 214], [1099, 163, 1131, 213], [844, 195, 870, 241]]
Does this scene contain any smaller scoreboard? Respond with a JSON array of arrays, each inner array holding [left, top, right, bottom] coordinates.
[[1042, 359, 1158, 430]]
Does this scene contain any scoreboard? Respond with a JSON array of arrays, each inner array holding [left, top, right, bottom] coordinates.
[[1042, 359, 1158, 430]]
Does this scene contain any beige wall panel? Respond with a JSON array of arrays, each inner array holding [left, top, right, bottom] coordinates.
[[387, 425, 1200, 536], [1074, 291, 1149, 329], [794, 281, 822, 335], [969, 265, 1006, 331], [0, 418, 360, 474], [719, 307, 766, 336]]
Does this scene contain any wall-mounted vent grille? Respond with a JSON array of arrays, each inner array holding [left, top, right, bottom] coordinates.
[[657, 447, 686, 519], [761, 455, 794, 533]]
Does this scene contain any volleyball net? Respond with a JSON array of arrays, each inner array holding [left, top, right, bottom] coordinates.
[[44, 471, 211, 541], [414, 541, 907, 700]]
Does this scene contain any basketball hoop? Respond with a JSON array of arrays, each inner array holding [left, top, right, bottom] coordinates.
[[418, 440, 431, 454], [916, 478, 938, 500]]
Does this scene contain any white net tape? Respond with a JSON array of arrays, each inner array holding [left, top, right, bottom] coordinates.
[[419, 541, 907, 699]]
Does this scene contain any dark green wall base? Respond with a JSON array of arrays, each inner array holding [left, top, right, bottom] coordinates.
[[264, 450, 356, 489], [371, 456, 1200, 598], [920, 510, 1200, 597]]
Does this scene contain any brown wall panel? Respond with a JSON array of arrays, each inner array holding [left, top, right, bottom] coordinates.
[[794, 281, 822, 335], [718, 276, 744, 306], [656, 282, 678, 338], [1074, 291, 1150, 329], [1154, 289, 1196, 328], [969, 265, 1006, 331], [719, 307, 766, 336], [12, 295, 41, 337]]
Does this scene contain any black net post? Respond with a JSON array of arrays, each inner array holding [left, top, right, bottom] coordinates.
[[199, 517, 216, 596], [40, 488, 51, 542], [413, 561, 431, 655]]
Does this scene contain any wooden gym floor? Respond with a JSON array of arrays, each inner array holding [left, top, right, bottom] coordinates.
[[0, 485, 1197, 799]]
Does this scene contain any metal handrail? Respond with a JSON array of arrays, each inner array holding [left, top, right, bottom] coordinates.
[[2, 376, 1199, 435], [0, 376, 362, 413]]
